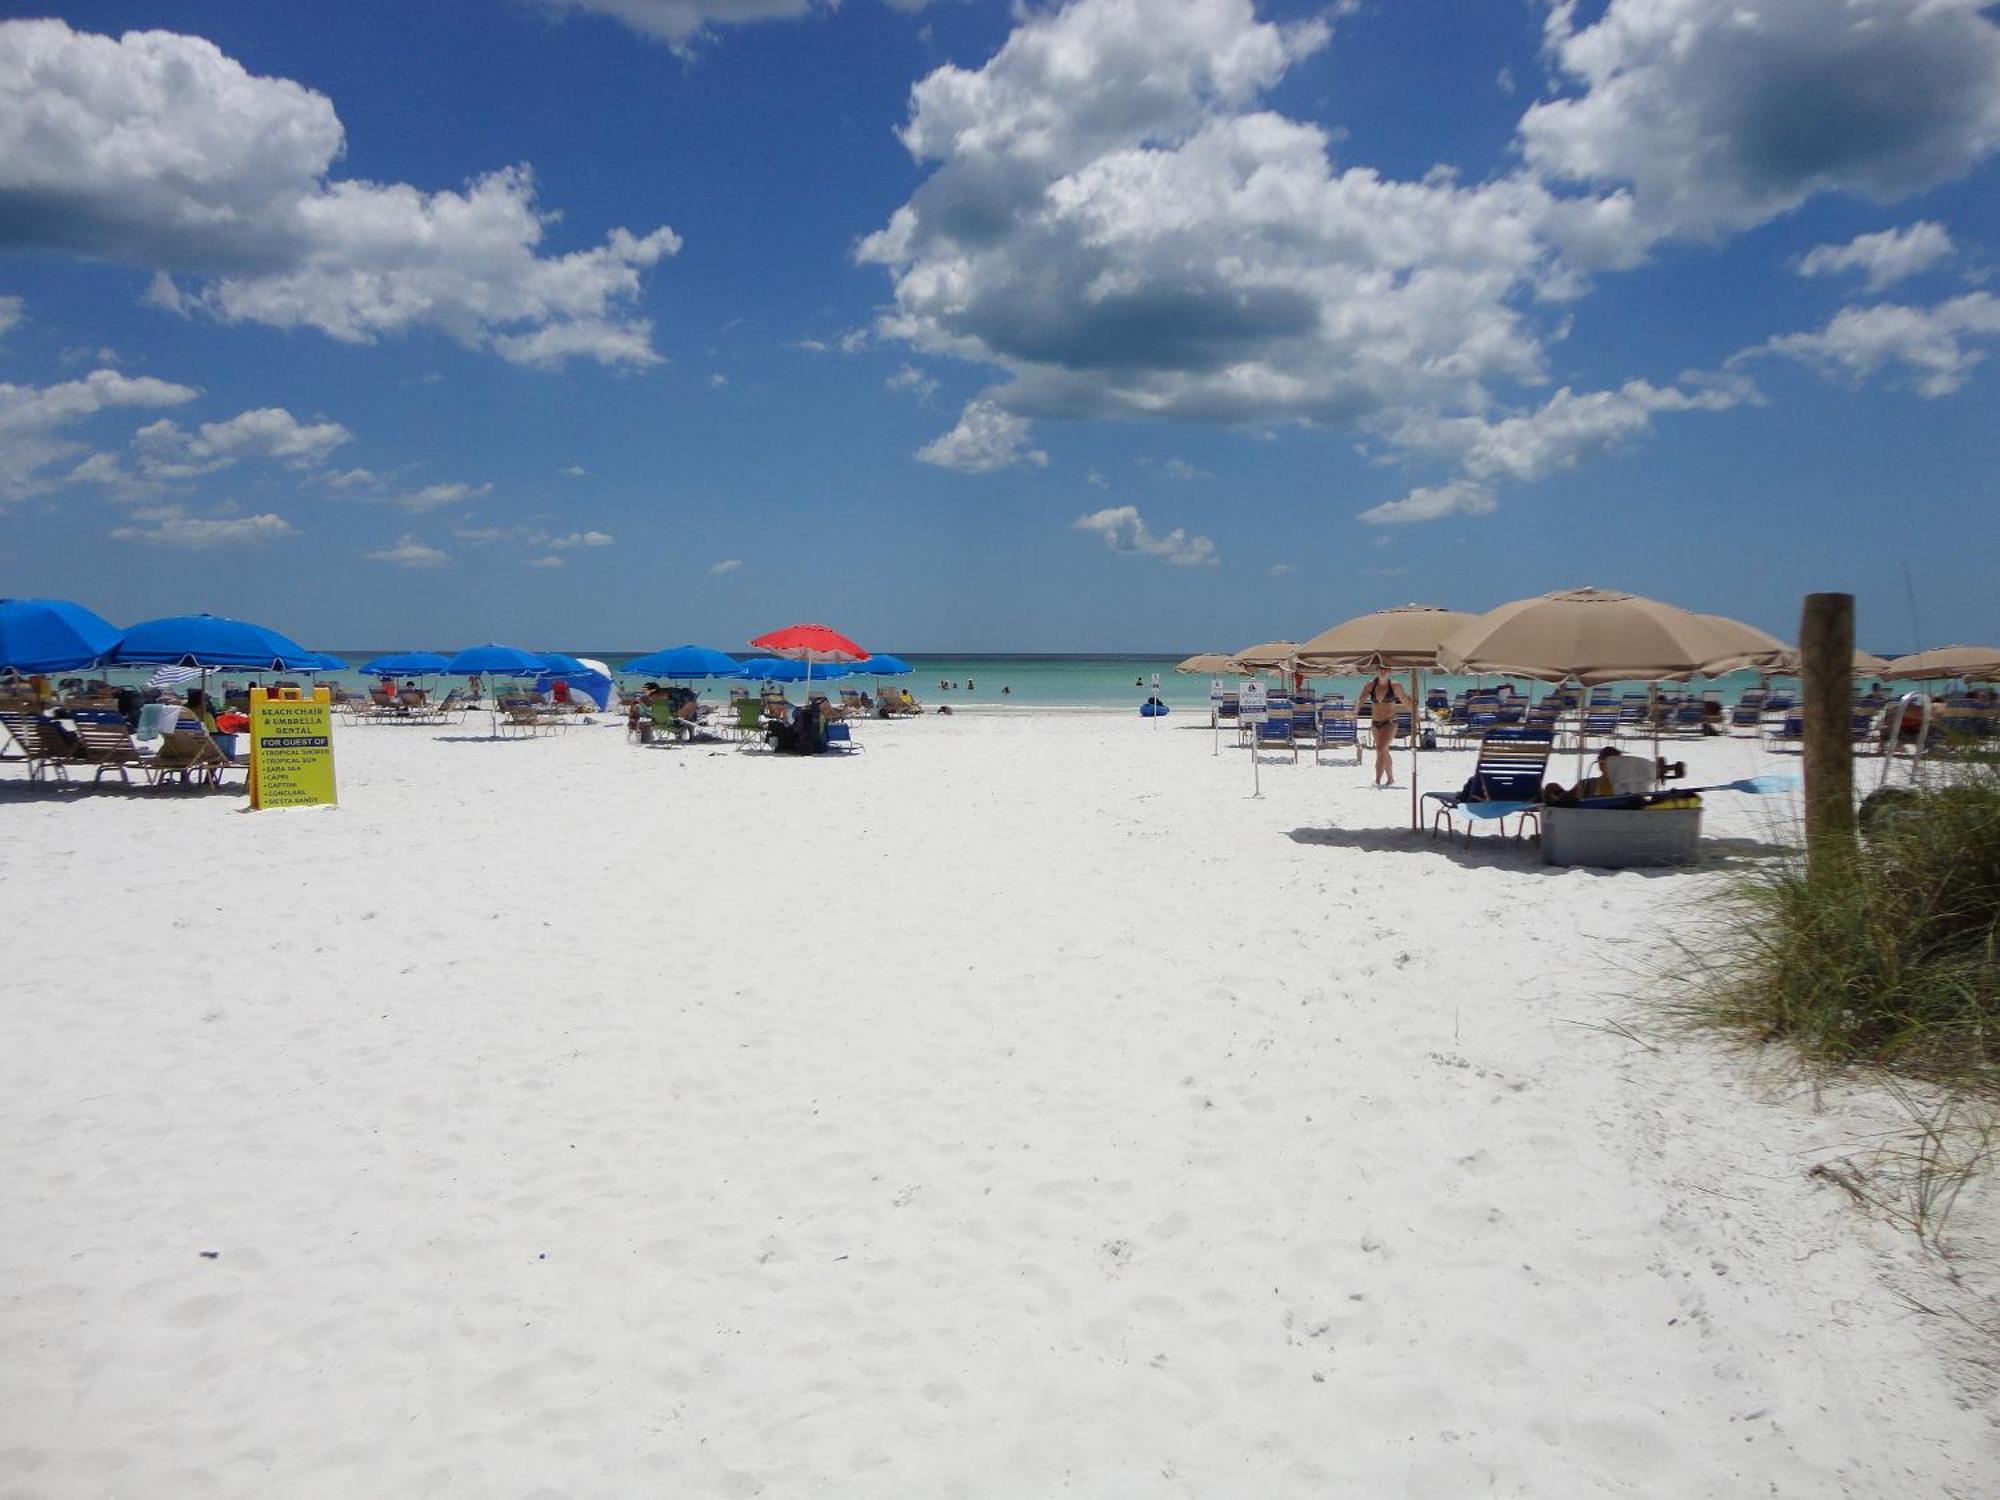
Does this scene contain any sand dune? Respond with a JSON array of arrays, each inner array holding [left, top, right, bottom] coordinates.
[[1, 712, 1991, 1496]]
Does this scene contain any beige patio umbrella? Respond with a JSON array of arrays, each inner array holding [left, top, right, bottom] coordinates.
[[1178, 652, 1248, 741], [1689, 614, 1790, 674], [1232, 639, 1302, 672], [1294, 604, 1480, 672], [1295, 605, 1479, 828], [1772, 647, 1888, 676], [1439, 587, 1752, 776], [1882, 645, 2000, 683], [1438, 588, 1751, 684], [1174, 652, 1246, 674]]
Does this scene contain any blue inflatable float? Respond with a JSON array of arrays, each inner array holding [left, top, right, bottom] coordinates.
[[1140, 700, 1170, 717]]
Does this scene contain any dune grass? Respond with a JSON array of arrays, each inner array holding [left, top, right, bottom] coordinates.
[[1662, 764, 2000, 1094]]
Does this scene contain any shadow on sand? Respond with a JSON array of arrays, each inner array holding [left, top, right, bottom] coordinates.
[[1286, 824, 1793, 876], [0, 775, 242, 803]]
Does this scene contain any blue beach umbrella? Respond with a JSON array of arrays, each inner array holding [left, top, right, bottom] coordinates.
[[742, 658, 853, 683], [360, 651, 451, 676], [740, 657, 807, 682], [301, 652, 350, 673], [445, 643, 546, 677], [623, 644, 745, 679], [533, 656, 614, 710], [852, 653, 912, 677], [104, 613, 319, 671], [0, 597, 121, 673]]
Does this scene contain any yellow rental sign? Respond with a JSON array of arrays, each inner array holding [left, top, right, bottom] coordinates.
[[248, 686, 338, 809]]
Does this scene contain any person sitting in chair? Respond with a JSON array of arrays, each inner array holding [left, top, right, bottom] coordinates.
[[767, 699, 828, 755]]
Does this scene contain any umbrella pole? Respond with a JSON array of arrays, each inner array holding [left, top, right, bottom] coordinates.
[[1408, 667, 1421, 831]]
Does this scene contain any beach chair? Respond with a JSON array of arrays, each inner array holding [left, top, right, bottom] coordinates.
[[825, 721, 860, 753], [149, 723, 237, 787], [1290, 702, 1317, 749], [1314, 703, 1361, 765], [0, 709, 82, 782], [732, 697, 767, 740], [1764, 713, 1803, 752], [1612, 693, 1649, 739], [1729, 688, 1767, 732], [1253, 697, 1296, 761], [68, 710, 150, 784], [1422, 729, 1554, 846], [641, 698, 693, 745], [1580, 699, 1621, 745], [1451, 692, 1500, 747]]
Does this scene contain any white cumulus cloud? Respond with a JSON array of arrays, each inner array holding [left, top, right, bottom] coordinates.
[[1357, 479, 1497, 525], [862, 0, 1595, 476], [1392, 376, 1755, 485], [1072, 504, 1218, 565], [1796, 222, 1956, 292], [709, 557, 743, 574], [0, 21, 680, 367], [1741, 291, 2000, 397], [365, 534, 451, 567], [1521, 0, 2000, 243], [131, 407, 351, 480], [550, 529, 614, 549], [915, 399, 1049, 474], [540, 0, 822, 50], [0, 367, 197, 500], [392, 481, 492, 513], [0, 294, 21, 336], [110, 504, 295, 548]]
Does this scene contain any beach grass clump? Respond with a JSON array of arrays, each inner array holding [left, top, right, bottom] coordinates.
[[1664, 766, 2000, 1093]]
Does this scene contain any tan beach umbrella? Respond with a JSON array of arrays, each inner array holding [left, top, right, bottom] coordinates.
[[1764, 647, 1889, 678], [1293, 605, 1478, 830], [1437, 587, 1745, 686], [1294, 603, 1479, 673], [1440, 587, 1755, 779], [1174, 652, 1245, 674], [1882, 645, 2000, 682], [1232, 639, 1301, 672], [1689, 614, 1790, 675]]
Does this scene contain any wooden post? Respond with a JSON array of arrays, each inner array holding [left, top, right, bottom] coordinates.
[[1799, 592, 1856, 878]]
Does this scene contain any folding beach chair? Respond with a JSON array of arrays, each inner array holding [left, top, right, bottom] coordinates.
[[0, 709, 82, 782], [1253, 698, 1296, 762], [68, 709, 150, 784], [149, 723, 239, 787], [1452, 692, 1500, 746], [1290, 702, 1317, 750], [1580, 699, 1621, 745], [1763, 713, 1803, 752], [1730, 688, 1767, 732], [1422, 729, 1554, 846], [1314, 702, 1361, 765]]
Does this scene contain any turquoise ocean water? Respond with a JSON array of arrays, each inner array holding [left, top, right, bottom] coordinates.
[[304, 652, 1777, 712]]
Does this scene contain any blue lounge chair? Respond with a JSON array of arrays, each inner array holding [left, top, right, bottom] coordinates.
[[1314, 703, 1360, 765], [1423, 729, 1555, 846], [1730, 688, 1767, 731], [1255, 699, 1297, 762]]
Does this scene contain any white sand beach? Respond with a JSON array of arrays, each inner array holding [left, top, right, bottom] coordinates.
[[2, 712, 1993, 1497]]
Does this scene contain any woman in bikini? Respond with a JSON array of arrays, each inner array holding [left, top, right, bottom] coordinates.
[[1360, 662, 1407, 787]]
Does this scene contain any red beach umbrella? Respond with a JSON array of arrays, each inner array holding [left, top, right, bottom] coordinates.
[[747, 623, 868, 708], [749, 623, 868, 663]]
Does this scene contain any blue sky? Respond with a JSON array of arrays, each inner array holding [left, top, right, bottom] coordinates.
[[1, 0, 1996, 653]]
